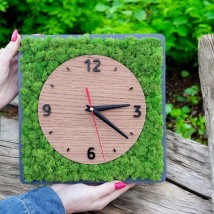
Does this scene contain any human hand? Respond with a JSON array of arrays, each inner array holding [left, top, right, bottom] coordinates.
[[0, 29, 21, 109], [51, 181, 135, 213]]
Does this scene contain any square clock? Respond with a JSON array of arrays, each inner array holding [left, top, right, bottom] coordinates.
[[18, 34, 166, 184]]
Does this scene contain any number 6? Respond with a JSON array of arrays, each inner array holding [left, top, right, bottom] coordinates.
[[87, 147, 95, 159]]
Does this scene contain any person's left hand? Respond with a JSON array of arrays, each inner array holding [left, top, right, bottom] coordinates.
[[0, 29, 21, 109]]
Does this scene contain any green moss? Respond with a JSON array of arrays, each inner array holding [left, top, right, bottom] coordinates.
[[19, 35, 164, 182]]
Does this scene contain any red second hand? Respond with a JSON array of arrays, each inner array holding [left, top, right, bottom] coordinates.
[[85, 88, 105, 161]]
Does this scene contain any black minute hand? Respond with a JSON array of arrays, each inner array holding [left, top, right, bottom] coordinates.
[[92, 108, 128, 139], [85, 104, 130, 112]]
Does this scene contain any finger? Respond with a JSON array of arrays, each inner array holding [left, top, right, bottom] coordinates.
[[1, 33, 21, 66], [103, 183, 135, 203], [10, 63, 18, 79], [93, 181, 117, 199], [11, 67, 18, 86], [93, 181, 126, 199], [11, 54, 18, 64], [11, 55, 18, 68], [10, 55, 18, 75], [93, 184, 135, 210]]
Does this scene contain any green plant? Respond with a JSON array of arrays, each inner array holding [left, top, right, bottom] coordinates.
[[166, 84, 206, 144], [0, 0, 102, 46], [181, 70, 190, 78], [19, 35, 164, 182], [176, 85, 200, 105], [93, 0, 214, 65], [1, 0, 213, 66], [0, 0, 208, 146]]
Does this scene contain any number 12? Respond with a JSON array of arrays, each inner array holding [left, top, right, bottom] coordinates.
[[84, 59, 101, 72]]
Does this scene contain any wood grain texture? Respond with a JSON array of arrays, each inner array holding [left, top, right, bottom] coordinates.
[[95, 183, 212, 214], [167, 131, 211, 198], [199, 34, 214, 210], [38, 55, 147, 164], [0, 115, 212, 213]]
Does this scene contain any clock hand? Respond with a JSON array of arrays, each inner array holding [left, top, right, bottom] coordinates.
[[85, 104, 130, 112], [85, 88, 105, 161], [92, 108, 128, 139]]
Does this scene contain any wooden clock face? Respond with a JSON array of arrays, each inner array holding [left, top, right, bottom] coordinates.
[[38, 55, 146, 164]]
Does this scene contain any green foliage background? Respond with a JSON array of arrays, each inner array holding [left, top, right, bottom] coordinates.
[[19, 35, 164, 182], [1, 0, 214, 65], [1, 0, 213, 143]]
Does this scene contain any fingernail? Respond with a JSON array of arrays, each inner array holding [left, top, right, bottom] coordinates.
[[115, 182, 127, 190], [11, 29, 18, 42]]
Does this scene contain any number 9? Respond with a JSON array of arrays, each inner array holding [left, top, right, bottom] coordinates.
[[43, 104, 51, 116]]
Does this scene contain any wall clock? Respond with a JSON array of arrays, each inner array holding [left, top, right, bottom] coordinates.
[[38, 55, 146, 164], [19, 34, 166, 183]]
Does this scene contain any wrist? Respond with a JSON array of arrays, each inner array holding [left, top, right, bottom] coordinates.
[[18, 186, 66, 214]]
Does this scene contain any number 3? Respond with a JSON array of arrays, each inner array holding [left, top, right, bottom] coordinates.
[[133, 105, 141, 117]]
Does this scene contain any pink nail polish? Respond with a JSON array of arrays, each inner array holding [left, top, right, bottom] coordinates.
[[11, 29, 18, 42], [115, 182, 127, 190]]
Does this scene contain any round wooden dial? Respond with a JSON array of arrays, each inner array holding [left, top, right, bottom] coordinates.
[[38, 55, 146, 164]]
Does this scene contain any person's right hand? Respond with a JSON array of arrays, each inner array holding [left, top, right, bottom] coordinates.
[[51, 181, 135, 213], [0, 29, 21, 109]]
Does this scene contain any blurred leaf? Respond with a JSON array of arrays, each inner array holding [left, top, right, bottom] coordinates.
[[95, 3, 110, 12], [171, 108, 182, 118], [184, 123, 192, 129], [134, 10, 146, 21], [176, 96, 186, 102], [181, 70, 190, 78], [122, 10, 133, 16], [166, 103, 173, 115], [124, 0, 141, 2], [181, 106, 191, 114], [190, 97, 199, 105], [177, 25, 188, 36], [184, 85, 198, 96], [205, 11, 214, 20], [173, 16, 188, 25], [0, 0, 8, 12]]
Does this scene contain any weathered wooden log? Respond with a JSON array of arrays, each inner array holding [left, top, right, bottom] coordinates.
[[199, 34, 214, 210], [0, 114, 212, 213]]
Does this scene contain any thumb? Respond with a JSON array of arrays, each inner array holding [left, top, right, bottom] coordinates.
[[94, 181, 126, 199], [0, 30, 21, 85], [0, 29, 21, 66]]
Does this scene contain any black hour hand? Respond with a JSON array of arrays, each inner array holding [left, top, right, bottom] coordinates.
[[92, 108, 128, 139], [85, 104, 130, 112], [93, 104, 130, 111]]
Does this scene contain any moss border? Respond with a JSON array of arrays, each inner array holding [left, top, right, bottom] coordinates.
[[18, 34, 166, 183]]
